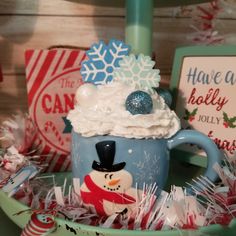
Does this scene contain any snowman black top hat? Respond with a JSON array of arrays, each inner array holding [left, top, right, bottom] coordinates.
[[92, 140, 126, 172]]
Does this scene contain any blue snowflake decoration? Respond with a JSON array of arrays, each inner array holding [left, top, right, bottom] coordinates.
[[81, 40, 130, 85], [113, 54, 161, 94]]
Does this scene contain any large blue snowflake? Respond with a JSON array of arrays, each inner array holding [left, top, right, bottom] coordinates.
[[81, 40, 130, 85]]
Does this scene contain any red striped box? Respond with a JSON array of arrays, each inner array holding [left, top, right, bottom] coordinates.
[[25, 49, 86, 172]]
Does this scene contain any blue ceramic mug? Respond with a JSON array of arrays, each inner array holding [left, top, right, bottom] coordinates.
[[71, 130, 221, 216]]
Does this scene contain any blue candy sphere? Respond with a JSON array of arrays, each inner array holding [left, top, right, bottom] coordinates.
[[154, 87, 172, 107], [125, 91, 153, 115]]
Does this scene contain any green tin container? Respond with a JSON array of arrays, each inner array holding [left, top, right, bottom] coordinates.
[[0, 169, 236, 236]]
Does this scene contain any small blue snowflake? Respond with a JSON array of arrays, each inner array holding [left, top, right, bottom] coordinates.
[[81, 40, 130, 85]]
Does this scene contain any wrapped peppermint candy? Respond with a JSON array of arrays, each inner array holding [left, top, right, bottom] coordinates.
[[0, 113, 38, 153], [0, 146, 25, 172], [21, 212, 56, 236]]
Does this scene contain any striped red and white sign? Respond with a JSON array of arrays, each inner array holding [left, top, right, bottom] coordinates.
[[25, 49, 86, 172]]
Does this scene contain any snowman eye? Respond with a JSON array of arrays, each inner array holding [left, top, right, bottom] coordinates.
[[104, 173, 109, 179], [109, 174, 113, 179]]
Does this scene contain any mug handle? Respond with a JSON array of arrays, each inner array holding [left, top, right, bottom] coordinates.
[[167, 130, 222, 182]]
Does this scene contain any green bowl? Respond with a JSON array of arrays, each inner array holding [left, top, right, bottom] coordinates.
[[1, 171, 236, 236]]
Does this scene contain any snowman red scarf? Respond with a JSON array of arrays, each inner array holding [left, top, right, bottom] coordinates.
[[81, 175, 136, 216]]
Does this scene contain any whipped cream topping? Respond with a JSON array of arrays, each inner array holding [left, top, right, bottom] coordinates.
[[68, 81, 180, 139]]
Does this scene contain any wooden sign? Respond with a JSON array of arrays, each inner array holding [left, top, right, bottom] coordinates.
[[170, 46, 236, 167], [25, 49, 86, 172]]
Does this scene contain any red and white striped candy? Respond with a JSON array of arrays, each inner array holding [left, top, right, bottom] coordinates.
[[21, 212, 56, 236]]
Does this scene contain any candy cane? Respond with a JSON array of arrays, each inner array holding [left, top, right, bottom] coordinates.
[[44, 121, 64, 146], [23, 116, 38, 152], [21, 212, 56, 236]]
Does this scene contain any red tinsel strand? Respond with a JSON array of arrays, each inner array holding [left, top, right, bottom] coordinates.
[[197, 5, 215, 21], [187, 0, 224, 45], [182, 214, 198, 230]]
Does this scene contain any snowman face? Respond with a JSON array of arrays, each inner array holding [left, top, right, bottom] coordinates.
[[89, 169, 133, 192]]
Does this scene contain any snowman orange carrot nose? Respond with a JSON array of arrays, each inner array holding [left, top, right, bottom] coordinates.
[[108, 179, 120, 186]]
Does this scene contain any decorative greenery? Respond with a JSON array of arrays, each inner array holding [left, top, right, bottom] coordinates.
[[223, 112, 236, 128], [183, 108, 198, 122]]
